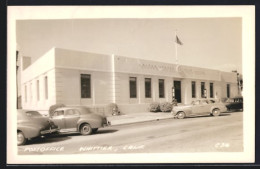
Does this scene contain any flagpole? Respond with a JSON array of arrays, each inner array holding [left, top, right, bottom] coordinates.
[[175, 29, 178, 65]]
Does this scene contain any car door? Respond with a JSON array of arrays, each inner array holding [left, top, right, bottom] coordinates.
[[191, 100, 203, 115], [200, 100, 212, 114], [64, 109, 80, 131], [51, 110, 65, 129]]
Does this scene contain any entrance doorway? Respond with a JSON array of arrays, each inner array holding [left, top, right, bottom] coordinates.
[[174, 80, 182, 103]]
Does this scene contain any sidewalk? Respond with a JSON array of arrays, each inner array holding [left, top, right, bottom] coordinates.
[[106, 112, 174, 126]]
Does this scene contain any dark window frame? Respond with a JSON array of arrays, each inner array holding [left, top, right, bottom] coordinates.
[[210, 83, 214, 98], [129, 77, 137, 98], [201, 82, 205, 98], [227, 84, 230, 98], [145, 78, 152, 98], [159, 79, 165, 98], [192, 81, 196, 98], [81, 74, 91, 98]]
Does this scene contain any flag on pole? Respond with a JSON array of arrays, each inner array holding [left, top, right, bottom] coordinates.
[[175, 35, 183, 45]]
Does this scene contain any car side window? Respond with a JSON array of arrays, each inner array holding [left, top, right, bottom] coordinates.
[[53, 110, 64, 116], [74, 109, 80, 115], [65, 109, 80, 116], [193, 100, 200, 105]]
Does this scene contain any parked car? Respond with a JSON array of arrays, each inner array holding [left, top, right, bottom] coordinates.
[[171, 99, 227, 119], [17, 110, 59, 146], [50, 106, 108, 135], [224, 96, 243, 111]]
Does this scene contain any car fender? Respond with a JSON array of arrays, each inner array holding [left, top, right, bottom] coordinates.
[[180, 106, 192, 116], [175, 107, 191, 116], [77, 116, 103, 131], [210, 106, 221, 113], [184, 108, 192, 116], [17, 124, 41, 139]]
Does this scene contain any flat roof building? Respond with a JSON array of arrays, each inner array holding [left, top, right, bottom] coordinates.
[[21, 48, 239, 115]]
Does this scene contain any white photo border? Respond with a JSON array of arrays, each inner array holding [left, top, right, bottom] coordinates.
[[7, 5, 255, 164]]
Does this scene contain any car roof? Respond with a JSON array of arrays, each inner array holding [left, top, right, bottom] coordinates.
[[55, 107, 74, 111], [55, 106, 92, 114], [231, 96, 243, 99]]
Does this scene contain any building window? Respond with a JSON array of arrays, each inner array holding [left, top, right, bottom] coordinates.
[[191, 81, 196, 98], [159, 79, 165, 98], [30, 83, 32, 102], [145, 78, 152, 98], [45, 76, 48, 99], [81, 74, 91, 98], [227, 84, 230, 98], [24, 85, 27, 102], [201, 82, 205, 98], [37, 80, 40, 101], [129, 77, 137, 98], [210, 83, 214, 98]]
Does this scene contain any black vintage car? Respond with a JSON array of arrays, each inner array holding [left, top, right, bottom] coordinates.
[[224, 96, 243, 111]]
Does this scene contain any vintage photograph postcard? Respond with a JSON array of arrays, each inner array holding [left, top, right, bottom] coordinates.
[[7, 6, 255, 164]]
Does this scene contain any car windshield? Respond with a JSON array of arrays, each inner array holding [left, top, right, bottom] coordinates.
[[79, 109, 91, 115], [53, 110, 64, 116], [201, 100, 208, 105], [25, 111, 42, 117]]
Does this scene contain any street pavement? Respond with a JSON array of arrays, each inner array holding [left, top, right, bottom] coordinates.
[[18, 111, 243, 155]]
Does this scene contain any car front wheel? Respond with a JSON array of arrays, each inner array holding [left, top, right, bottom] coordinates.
[[177, 111, 186, 119], [80, 124, 92, 135], [17, 131, 27, 146], [212, 109, 220, 116]]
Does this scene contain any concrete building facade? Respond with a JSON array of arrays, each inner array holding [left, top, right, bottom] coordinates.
[[21, 48, 239, 115]]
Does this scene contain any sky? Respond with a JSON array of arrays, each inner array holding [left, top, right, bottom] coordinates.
[[16, 18, 242, 73]]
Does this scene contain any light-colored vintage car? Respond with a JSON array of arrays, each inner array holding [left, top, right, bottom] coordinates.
[[171, 99, 227, 119], [50, 106, 108, 135], [17, 110, 59, 146]]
